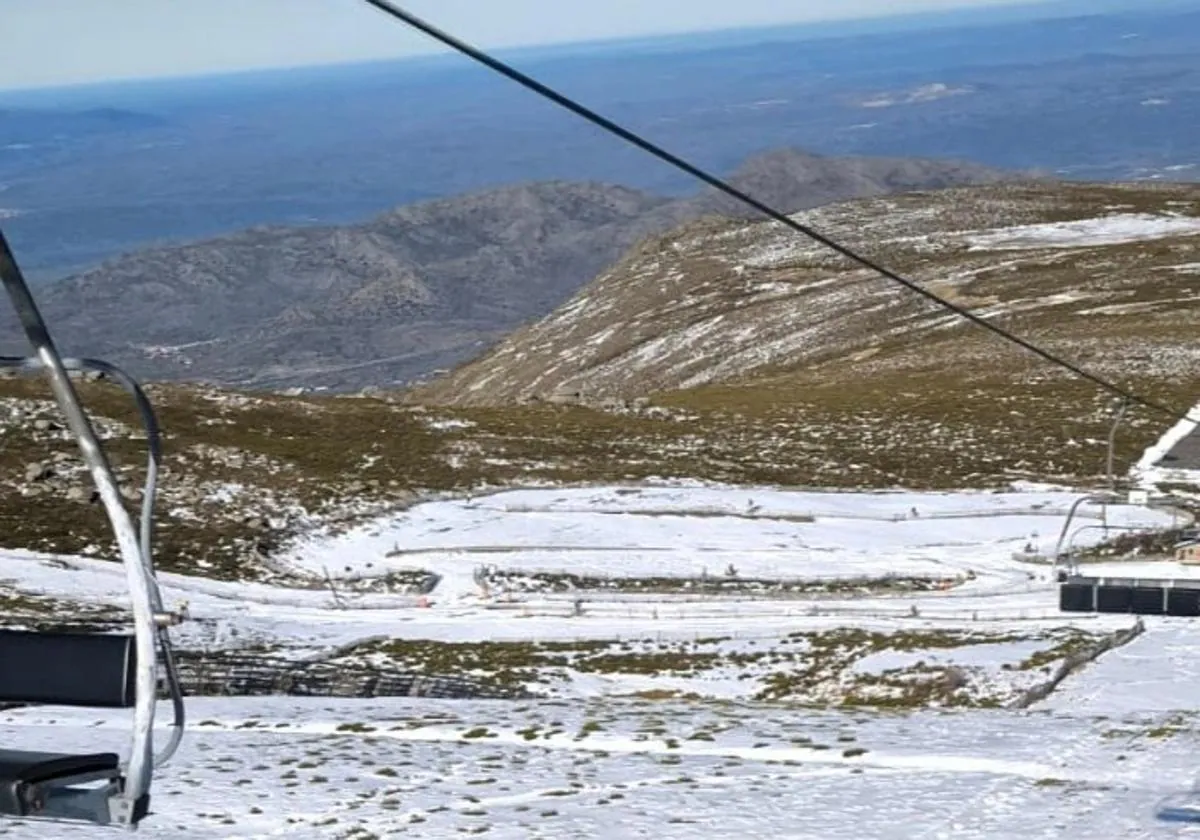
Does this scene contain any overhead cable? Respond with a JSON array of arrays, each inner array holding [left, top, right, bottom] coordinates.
[[359, 0, 1195, 423]]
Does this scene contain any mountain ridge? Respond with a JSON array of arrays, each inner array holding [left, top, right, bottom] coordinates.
[[412, 180, 1200, 407], [1, 148, 1022, 390]]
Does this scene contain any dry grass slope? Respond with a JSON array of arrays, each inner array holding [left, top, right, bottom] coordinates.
[[414, 182, 1200, 407], [1, 182, 1196, 582], [0, 374, 1184, 585]]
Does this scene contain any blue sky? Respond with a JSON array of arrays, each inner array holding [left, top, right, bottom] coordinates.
[[2, 0, 1038, 90]]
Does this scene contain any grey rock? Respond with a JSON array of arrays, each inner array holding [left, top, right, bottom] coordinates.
[[24, 462, 53, 482], [941, 667, 970, 691]]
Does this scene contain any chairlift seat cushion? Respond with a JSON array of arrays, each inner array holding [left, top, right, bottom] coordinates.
[[0, 630, 136, 707], [1060, 580, 1200, 617], [0, 749, 119, 816]]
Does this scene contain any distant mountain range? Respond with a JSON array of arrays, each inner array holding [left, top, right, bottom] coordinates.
[[1, 148, 1022, 390], [5, 3, 1198, 285]]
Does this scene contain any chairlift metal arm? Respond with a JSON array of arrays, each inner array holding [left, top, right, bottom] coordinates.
[[0, 354, 186, 769], [0, 229, 160, 825], [1106, 397, 1130, 490], [0, 355, 161, 561]]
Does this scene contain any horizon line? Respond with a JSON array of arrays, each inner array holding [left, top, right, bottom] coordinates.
[[0, 0, 1106, 97]]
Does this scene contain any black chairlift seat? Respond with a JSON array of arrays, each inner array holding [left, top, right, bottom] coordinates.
[[1060, 575, 1200, 617], [0, 751, 121, 819], [0, 629, 148, 824], [0, 630, 136, 707]]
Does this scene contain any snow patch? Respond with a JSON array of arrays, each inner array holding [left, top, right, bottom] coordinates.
[[860, 83, 974, 108], [1158, 262, 1200, 274], [1132, 399, 1200, 486], [424, 417, 476, 431], [966, 213, 1200, 250]]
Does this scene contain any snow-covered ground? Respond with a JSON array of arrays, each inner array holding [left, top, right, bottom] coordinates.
[[1133, 399, 1200, 489], [965, 213, 1200, 250], [1042, 619, 1200, 717], [0, 486, 1175, 653], [281, 484, 1168, 588], [1, 483, 1197, 837], [4, 692, 1200, 838]]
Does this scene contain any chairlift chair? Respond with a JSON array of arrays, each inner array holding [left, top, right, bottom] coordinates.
[[1056, 489, 1200, 618], [0, 228, 186, 828]]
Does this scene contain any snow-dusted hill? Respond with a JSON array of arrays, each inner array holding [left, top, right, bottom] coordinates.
[[414, 182, 1200, 406]]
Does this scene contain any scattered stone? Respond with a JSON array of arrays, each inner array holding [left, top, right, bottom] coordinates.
[[546, 387, 584, 406], [24, 461, 54, 482], [941, 667, 969, 691]]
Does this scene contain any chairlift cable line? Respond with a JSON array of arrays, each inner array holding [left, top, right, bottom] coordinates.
[[360, 0, 1196, 424]]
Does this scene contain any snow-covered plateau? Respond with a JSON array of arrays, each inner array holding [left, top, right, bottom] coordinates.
[[3, 476, 1200, 838]]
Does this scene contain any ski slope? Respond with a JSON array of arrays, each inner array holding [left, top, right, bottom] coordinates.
[[0, 483, 1195, 837], [0, 485, 1176, 655], [3, 691, 1200, 838]]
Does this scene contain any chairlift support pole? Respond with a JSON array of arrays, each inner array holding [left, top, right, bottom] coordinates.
[[1053, 493, 1120, 576], [1106, 397, 1129, 491], [1100, 398, 1130, 531], [0, 229, 162, 826]]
